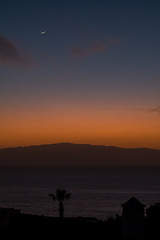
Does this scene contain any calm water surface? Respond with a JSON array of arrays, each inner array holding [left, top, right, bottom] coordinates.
[[0, 167, 160, 220]]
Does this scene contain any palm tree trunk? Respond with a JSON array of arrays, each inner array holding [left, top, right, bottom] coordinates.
[[59, 201, 64, 218]]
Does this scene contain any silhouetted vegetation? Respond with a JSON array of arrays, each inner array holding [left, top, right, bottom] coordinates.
[[49, 189, 71, 218], [145, 202, 160, 239]]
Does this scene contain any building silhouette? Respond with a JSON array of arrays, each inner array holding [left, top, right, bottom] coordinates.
[[121, 197, 146, 240]]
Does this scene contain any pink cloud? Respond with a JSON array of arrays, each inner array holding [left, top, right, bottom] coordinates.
[[108, 36, 121, 45], [69, 45, 86, 58], [89, 40, 106, 53], [0, 35, 36, 68], [68, 37, 121, 59]]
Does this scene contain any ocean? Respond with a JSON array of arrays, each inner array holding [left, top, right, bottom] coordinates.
[[0, 166, 160, 220]]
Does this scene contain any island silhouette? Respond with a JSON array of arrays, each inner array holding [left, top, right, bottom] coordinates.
[[0, 143, 160, 168]]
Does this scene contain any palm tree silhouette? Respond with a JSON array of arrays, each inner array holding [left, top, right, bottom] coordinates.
[[49, 189, 71, 218]]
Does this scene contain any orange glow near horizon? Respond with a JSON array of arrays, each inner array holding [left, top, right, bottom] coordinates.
[[1, 104, 160, 149]]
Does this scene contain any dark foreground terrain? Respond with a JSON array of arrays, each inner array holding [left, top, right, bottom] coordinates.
[[1, 203, 160, 240], [0, 208, 122, 239]]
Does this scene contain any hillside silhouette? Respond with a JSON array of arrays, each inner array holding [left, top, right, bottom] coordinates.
[[0, 143, 160, 168]]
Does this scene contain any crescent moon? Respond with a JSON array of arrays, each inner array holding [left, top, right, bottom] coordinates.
[[41, 31, 45, 35]]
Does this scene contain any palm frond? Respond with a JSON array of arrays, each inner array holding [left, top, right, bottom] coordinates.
[[49, 189, 71, 202], [65, 193, 71, 200], [49, 194, 56, 201], [56, 189, 71, 201]]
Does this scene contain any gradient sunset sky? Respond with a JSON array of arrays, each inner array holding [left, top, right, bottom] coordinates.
[[1, 0, 160, 149]]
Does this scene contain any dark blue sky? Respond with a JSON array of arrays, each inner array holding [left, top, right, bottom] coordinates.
[[0, 0, 160, 149]]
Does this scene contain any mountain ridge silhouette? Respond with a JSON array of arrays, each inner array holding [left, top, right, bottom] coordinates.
[[0, 143, 160, 168]]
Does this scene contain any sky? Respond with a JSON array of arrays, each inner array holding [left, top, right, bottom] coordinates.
[[0, 0, 160, 149]]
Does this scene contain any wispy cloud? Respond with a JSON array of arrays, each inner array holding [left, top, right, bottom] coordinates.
[[67, 37, 121, 59], [0, 35, 35, 67], [127, 107, 160, 115], [99, 106, 160, 116], [149, 106, 160, 115]]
